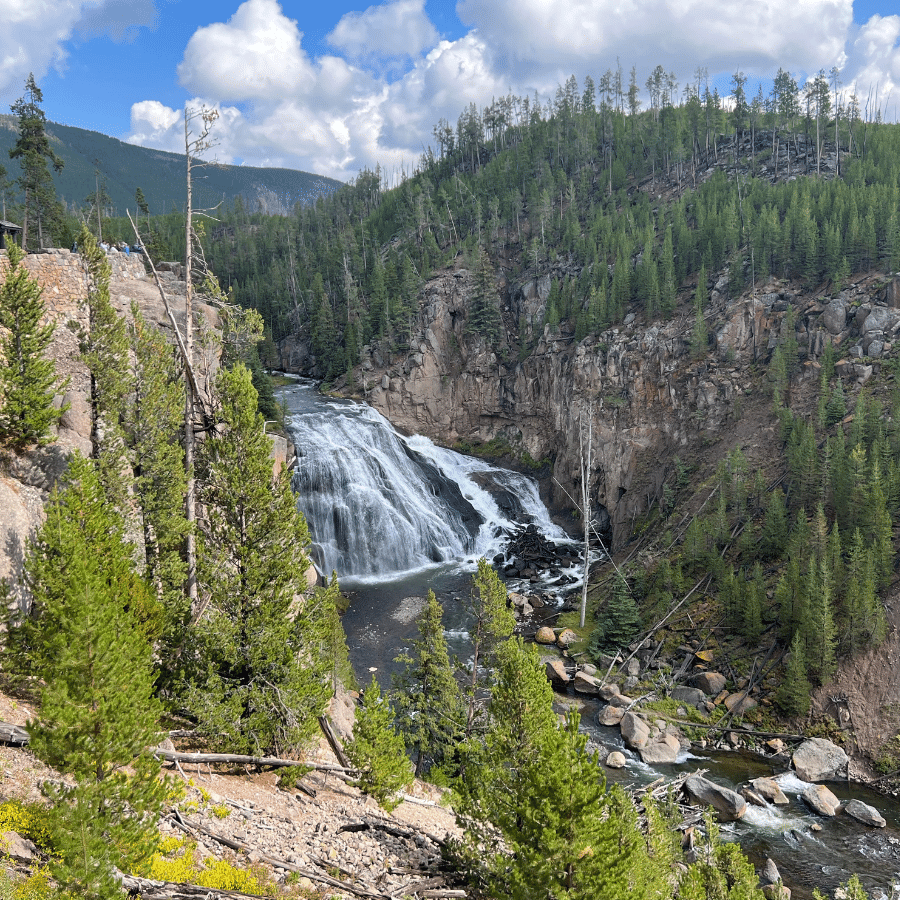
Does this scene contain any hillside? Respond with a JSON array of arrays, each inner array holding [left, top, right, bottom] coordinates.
[[0, 114, 344, 218]]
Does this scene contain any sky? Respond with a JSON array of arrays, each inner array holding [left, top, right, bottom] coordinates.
[[2, 0, 900, 183]]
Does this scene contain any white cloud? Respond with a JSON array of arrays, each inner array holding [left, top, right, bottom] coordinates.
[[327, 0, 439, 61], [841, 15, 900, 113], [0, 0, 157, 101]]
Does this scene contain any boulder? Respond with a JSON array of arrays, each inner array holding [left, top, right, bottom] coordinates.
[[741, 786, 768, 807], [723, 692, 757, 715], [605, 751, 627, 769], [762, 885, 791, 900], [862, 306, 897, 334], [671, 686, 708, 709], [792, 737, 848, 782], [843, 799, 886, 828], [573, 671, 601, 694], [607, 692, 633, 708], [556, 628, 579, 648], [683, 774, 747, 821], [639, 733, 681, 764], [802, 784, 841, 817], [1, 831, 36, 863], [544, 659, 570, 687], [598, 682, 621, 701], [598, 703, 626, 726], [765, 739, 785, 754], [620, 711, 651, 750], [692, 671, 727, 695], [624, 657, 641, 677], [823, 298, 848, 335], [751, 777, 789, 806], [535, 626, 556, 645], [761, 858, 782, 886]]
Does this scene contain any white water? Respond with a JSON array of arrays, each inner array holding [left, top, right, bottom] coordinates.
[[283, 381, 572, 584]]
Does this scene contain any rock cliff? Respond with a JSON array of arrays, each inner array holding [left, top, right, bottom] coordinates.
[[341, 265, 900, 549]]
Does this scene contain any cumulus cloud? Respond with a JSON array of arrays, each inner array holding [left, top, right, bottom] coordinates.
[[327, 0, 439, 61], [841, 15, 900, 112], [121, 0, 900, 182], [0, 0, 158, 101]]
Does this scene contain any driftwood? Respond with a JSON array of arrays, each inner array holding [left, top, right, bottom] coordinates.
[[0, 722, 29, 745], [318, 715, 352, 769], [151, 746, 354, 773]]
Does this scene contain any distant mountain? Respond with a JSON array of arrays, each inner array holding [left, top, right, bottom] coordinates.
[[0, 114, 345, 217]]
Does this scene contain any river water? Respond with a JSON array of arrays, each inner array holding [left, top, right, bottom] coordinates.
[[279, 378, 900, 899]]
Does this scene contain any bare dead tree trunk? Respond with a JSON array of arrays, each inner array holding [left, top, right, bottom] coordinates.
[[579, 403, 593, 629], [184, 109, 198, 610]]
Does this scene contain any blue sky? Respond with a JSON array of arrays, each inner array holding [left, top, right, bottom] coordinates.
[[3, 0, 900, 181]]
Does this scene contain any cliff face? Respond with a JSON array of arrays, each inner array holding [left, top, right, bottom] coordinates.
[[0, 250, 216, 595], [348, 266, 899, 549]]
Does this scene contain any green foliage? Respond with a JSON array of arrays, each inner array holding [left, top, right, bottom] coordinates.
[[0, 242, 65, 449], [186, 363, 333, 755], [776, 631, 811, 717], [392, 590, 464, 777], [0, 801, 52, 851], [346, 676, 412, 811], [5, 454, 167, 900], [589, 570, 642, 656]]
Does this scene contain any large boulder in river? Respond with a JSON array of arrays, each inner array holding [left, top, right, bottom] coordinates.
[[692, 672, 727, 696], [751, 777, 789, 806], [792, 737, 849, 782], [843, 799, 886, 827], [639, 733, 681, 764], [598, 703, 625, 726], [620, 712, 650, 749], [802, 784, 841, 817], [605, 751, 627, 769], [573, 671, 601, 694], [535, 626, 556, 645], [683, 774, 747, 821], [545, 659, 570, 687]]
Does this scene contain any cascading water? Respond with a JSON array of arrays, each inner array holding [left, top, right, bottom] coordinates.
[[283, 379, 571, 584]]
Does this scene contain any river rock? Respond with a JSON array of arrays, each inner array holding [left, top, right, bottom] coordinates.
[[792, 737, 849, 782], [671, 686, 708, 710], [740, 786, 768, 807], [761, 858, 782, 886], [639, 733, 681, 764], [581, 663, 598, 676], [573, 671, 601, 694], [545, 659, 570, 687], [598, 682, 621, 700], [556, 628, 579, 648], [607, 692, 633, 708], [535, 626, 556, 644], [605, 751, 627, 769], [843, 798, 886, 827], [802, 784, 841, 816], [751, 777, 789, 805], [683, 774, 747, 821], [598, 703, 625, 726], [723, 692, 757, 714], [620, 711, 651, 749], [692, 672, 727, 695]]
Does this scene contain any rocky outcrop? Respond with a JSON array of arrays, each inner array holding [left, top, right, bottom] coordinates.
[[792, 738, 849, 782], [347, 261, 898, 549]]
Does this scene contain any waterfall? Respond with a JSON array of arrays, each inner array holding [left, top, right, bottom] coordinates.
[[282, 381, 569, 583]]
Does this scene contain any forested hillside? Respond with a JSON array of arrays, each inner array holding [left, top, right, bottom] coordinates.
[[200, 66, 900, 737]]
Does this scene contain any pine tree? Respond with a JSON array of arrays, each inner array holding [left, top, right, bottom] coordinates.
[[186, 363, 332, 754], [392, 590, 464, 777], [5, 454, 166, 900], [0, 242, 66, 449], [463, 559, 515, 738], [455, 638, 669, 900], [589, 570, 642, 655], [346, 676, 412, 811], [9, 74, 64, 250], [690, 265, 708, 359], [776, 631, 811, 717]]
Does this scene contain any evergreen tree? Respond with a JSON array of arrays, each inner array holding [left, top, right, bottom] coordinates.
[[187, 363, 332, 754], [392, 590, 464, 777], [0, 242, 66, 449], [346, 675, 412, 811], [455, 638, 670, 900], [690, 265, 708, 359], [5, 454, 166, 900], [589, 570, 642, 655], [462, 559, 515, 738], [776, 631, 811, 717], [9, 74, 64, 250]]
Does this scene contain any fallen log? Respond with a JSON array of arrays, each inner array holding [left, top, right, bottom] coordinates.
[[151, 747, 355, 773], [0, 722, 29, 746]]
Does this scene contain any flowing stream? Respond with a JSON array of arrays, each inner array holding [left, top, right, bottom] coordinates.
[[279, 378, 900, 899]]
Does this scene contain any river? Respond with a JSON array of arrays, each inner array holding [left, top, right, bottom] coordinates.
[[279, 378, 900, 899]]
